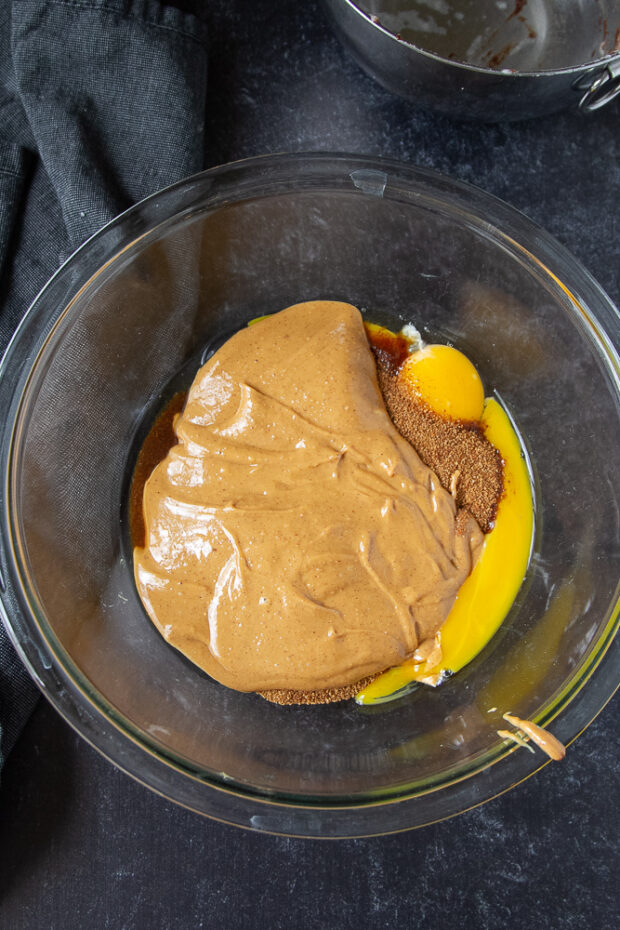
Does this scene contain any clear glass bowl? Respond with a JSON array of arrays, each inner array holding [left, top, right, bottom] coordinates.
[[0, 154, 618, 837]]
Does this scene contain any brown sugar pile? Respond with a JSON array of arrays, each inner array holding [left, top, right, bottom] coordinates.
[[259, 675, 376, 706], [375, 362, 503, 534]]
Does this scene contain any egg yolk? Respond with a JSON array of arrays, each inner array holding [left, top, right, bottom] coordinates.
[[400, 344, 485, 422], [357, 346, 533, 706]]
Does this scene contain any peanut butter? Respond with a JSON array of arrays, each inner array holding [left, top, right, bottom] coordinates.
[[502, 713, 567, 761], [134, 301, 482, 693]]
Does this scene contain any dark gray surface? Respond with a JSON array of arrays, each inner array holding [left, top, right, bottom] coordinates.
[[1, 698, 618, 929], [1, 1, 619, 927]]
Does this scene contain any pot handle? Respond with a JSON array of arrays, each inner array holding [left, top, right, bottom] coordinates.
[[576, 59, 620, 112]]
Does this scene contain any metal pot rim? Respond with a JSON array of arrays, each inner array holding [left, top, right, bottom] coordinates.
[[344, 0, 620, 79]]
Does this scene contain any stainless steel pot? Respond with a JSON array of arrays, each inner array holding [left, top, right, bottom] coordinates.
[[323, 0, 620, 120]]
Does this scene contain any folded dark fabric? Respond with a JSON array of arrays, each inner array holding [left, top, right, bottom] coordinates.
[[0, 0, 207, 770]]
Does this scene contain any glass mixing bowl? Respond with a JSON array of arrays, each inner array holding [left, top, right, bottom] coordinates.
[[0, 154, 618, 837]]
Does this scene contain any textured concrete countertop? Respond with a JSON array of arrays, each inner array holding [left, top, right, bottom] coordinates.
[[1, 3, 618, 928]]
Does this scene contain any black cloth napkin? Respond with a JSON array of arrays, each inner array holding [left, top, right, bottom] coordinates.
[[0, 0, 207, 770]]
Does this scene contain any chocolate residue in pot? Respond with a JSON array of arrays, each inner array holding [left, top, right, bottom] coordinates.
[[508, 0, 527, 21], [487, 44, 514, 70], [517, 15, 537, 41]]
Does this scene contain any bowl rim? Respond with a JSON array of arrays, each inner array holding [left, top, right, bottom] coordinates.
[[339, 0, 620, 79], [0, 152, 619, 836]]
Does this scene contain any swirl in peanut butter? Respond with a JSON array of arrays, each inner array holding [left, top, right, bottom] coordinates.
[[134, 302, 482, 693]]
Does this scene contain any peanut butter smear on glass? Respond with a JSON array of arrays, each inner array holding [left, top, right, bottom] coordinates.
[[134, 302, 483, 694]]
